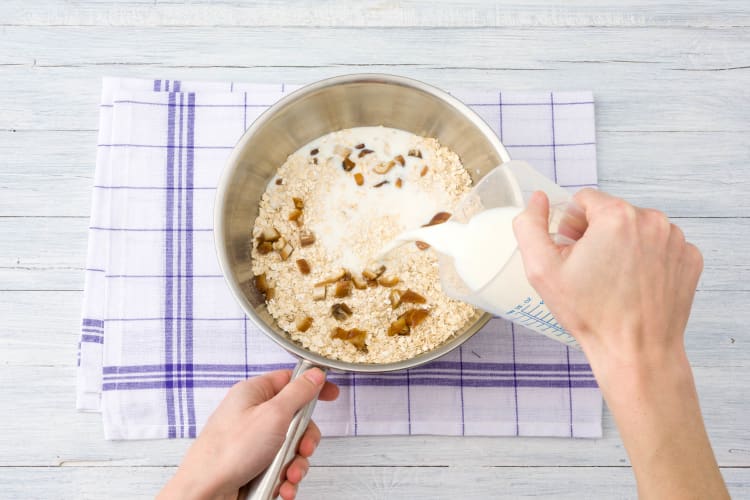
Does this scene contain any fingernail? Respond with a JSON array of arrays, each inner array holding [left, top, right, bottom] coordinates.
[[304, 368, 325, 386]]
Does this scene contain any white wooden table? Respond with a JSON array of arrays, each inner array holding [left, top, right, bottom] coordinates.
[[1, 1, 749, 498]]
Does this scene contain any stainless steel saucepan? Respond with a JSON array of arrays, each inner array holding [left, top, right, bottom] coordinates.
[[214, 74, 511, 499]]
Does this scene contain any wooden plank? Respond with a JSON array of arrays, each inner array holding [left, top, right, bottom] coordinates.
[[1, 216, 746, 291], [1, 64, 746, 134], [0, 218, 88, 291], [2, 0, 749, 28], [3, 130, 748, 217], [0, 462, 748, 499], [5, 26, 748, 68], [0, 28, 747, 133]]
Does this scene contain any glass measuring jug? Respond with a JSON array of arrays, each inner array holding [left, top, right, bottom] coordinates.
[[396, 160, 582, 348]]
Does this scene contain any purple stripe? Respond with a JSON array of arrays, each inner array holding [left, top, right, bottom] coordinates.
[[104, 373, 596, 384], [352, 373, 358, 436], [406, 369, 412, 435], [165, 80, 170, 92], [566, 346, 574, 437], [511, 324, 519, 436], [82, 318, 104, 328], [89, 227, 212, 232], [431, 361, 593, 372], [174, 80, 181, 92], [466, 100, 594, 107], [103, 363, 295, 374], [186, 92, 197, 438], [81, 334, 104, 344], [102, 361, 591, 374], [103, 378, 599, 391], [104, 317, 244, 322], [97, 143, 233, 150], [110, 100, 272, 108], [86, 267, 106, 272], [243, 316, 249, 380], [459, 346, 465, 435], [104, 365, 594, 381], [93, 185, 216, 190], [550, 92, 558, 182], [106, 274, 223, 279], [505, 142, 595, 148], [176, 92, 185, 437], [106, 373, 254, 382], [164, 91, 177, 439], [154, 79, 161, 91]]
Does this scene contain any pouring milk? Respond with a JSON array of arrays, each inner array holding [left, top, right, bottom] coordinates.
[[379, 206, 523, 291], [377, 161, 580, 348]]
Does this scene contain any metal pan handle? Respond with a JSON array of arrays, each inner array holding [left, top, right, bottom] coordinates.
[[242, 359, 326, 500]]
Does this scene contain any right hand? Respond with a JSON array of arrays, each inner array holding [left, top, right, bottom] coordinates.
[[513, 189, 729, 500], [512, 188, 703, 376]]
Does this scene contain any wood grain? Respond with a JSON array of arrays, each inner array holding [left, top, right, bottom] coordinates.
[[1, 1, 748, 497], [2, 130, 748, 217], [2, 0, 749, 28]]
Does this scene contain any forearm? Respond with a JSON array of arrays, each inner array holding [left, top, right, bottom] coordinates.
[[591, 347, 728, 500]]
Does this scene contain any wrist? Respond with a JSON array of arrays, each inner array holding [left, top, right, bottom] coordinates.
[[580, 335, 692, 402], [159, 466, 237, 500]]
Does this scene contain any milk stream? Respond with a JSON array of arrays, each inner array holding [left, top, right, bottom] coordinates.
[[379, 206, 580, 348], [379, 206, 523, 292]]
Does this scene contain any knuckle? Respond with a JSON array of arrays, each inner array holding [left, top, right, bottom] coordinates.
[[524, 261, 549, 287], [573, 187, 598, 204], [612, 199, 637, 220], [604, 200, 637, 229], [670, 223, 686, 243], [686, 243, 704, 271], [642, 208, 670, 231]]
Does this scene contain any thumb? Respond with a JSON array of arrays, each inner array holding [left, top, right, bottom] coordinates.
[[512, 191, 561, 287], [271, 367, 326, 418]]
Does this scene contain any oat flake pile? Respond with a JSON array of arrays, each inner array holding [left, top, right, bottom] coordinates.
[[251, 126, 479, 363]]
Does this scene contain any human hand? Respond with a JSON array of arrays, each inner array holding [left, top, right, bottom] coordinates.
[[512, 188, 703, 376], [513, 189, 728, 499], [158, 368, 340, 500]]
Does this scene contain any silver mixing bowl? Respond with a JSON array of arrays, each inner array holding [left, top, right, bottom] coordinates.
[[215, 73, 510, 373], [214, 73, 511, 499]]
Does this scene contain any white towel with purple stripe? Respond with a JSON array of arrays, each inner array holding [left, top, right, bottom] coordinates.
[[77, 77, 602, 440]]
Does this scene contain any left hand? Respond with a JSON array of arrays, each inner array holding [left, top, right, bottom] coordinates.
[[158, 368, 340, 500]]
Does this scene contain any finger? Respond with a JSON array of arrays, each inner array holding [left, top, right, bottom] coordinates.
[[299, 420, 322, 458], [683, 242, 704, 285], [558, 201, 588, 241], [513, 191, 561, 288], [227, 370, 293, 408], [279, 480, 298, 500], [285, 455, 310, 484], [572, 187, 621, 218], [270, 368, 326, 418], [318, 381, 340, 401]]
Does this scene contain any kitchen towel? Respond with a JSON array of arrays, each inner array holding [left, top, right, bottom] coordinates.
[[77, 77, 601, 440]]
